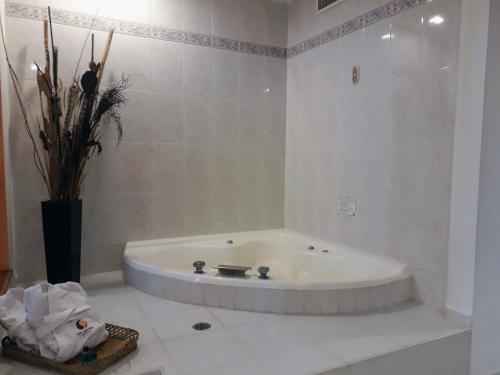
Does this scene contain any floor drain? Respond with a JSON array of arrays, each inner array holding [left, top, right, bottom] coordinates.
[[192, 322, 211, 331]]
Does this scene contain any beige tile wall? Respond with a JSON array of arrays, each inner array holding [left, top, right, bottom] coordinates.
[[6, 0, 287, 283], [285, 0, 461, 307], [7, 0, 463, 302]]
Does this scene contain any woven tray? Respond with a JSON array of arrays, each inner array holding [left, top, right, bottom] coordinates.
[[1, 323, 139, 375]]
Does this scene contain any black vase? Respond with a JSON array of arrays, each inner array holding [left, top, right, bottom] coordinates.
[[41, 200, 82, 284]]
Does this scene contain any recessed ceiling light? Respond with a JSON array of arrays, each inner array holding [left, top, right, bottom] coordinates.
[[429, 15, 444, 25]]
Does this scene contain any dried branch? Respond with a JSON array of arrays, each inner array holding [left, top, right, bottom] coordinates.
[[1, 9, 126, 202]]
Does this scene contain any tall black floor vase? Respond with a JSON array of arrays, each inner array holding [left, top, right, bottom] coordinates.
[[41, 200, 82, 284]]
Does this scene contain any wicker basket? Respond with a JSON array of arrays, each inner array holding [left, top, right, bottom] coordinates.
[[1, 323, 139, 375]]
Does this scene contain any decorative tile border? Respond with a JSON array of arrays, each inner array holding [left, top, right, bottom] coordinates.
[[287, 0, 427, 58], [4, 1, 287, 59], [5, 0, 426, 60]]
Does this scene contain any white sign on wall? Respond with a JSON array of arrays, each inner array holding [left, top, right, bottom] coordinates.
[[337, 196, 356, 216]]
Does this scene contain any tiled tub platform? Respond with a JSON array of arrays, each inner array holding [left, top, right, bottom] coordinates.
[[0, 272, 470, 375], [123, 230, 413, 315]]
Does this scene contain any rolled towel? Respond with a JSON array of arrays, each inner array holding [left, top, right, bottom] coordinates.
[[24, 282, 108, 363], [0, 288, 39, 353]]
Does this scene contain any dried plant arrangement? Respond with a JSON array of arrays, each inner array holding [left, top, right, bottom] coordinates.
[[0, 7, 128, 201]]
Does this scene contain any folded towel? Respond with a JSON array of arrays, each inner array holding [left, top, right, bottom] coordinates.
[[0, 288, 39, 353], [24, 282, 108, 362]]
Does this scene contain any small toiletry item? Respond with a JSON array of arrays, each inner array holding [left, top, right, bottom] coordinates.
[[80, 346, 97, 366]]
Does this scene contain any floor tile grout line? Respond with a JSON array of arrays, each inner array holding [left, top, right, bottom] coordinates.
[[204, 305, 228, 329], [175, 354, 270, 375], [353, 311, 466, 349], [405, 306, 470, 331], [141, 299, 207, 314], [145, 305, 230, 342], [224, 314, 347, 373], [388, 328, 470, 350], [280, 313, 448, 366], [281, 316, 360, 366], [141, 304, 198, 318], [155, 340, 184, 375], [159, 326, 256, 374], [314, 331, 401, 366], [205, 307, 276, 329], [132, 290, 200, 317], [221, 321, 268, 360], [342, 315, 407, 350]]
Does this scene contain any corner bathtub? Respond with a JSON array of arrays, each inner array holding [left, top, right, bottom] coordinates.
[[123, 230, 412, 315]]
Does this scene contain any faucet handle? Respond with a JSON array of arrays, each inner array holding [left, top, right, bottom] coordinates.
[[257, 266, 270, 280], [193, 260, 206, 274]]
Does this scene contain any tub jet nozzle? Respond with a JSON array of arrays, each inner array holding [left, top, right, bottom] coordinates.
[[193, 260, 206, 274], [258, 266, 270, 280]]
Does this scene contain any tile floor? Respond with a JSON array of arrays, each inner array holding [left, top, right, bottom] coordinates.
[[0, 273, 469, 375]]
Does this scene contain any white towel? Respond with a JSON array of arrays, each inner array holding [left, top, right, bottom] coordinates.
[[24, 282, 108, 363], [0, 288, 39, 353]]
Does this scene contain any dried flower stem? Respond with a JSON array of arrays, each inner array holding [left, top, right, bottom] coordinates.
[[96, 29, 113, 89], [1, 9, 126, 201]]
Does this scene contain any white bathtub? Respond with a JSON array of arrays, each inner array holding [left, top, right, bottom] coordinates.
[[123, 230, 412, 314]]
